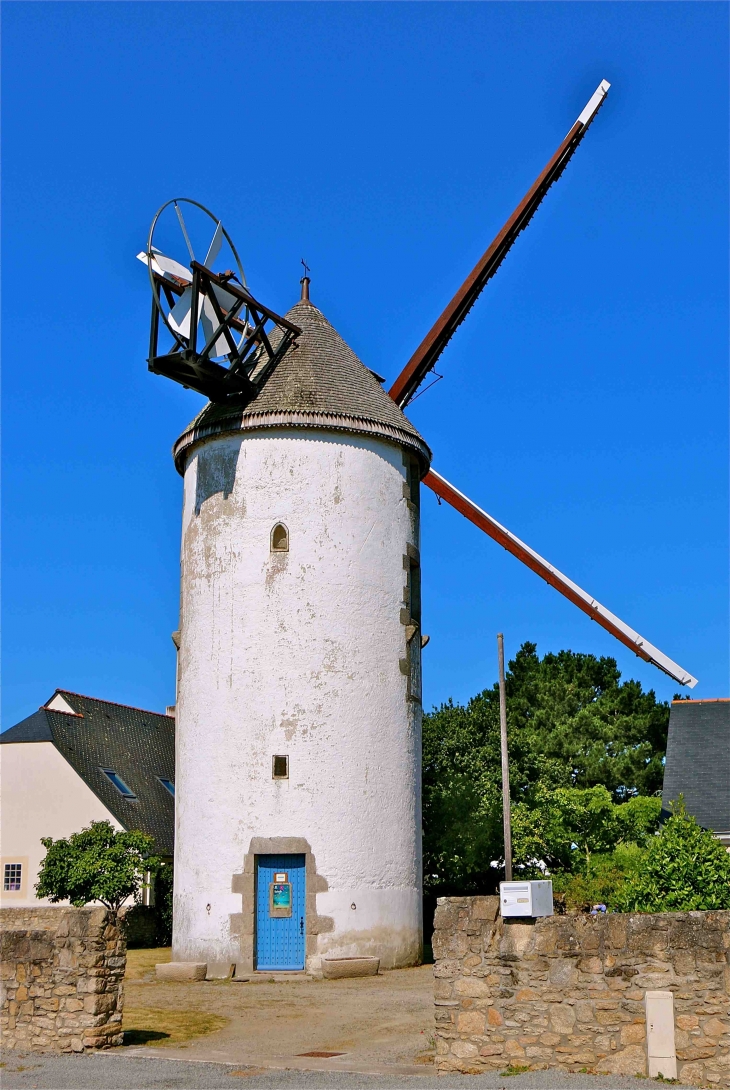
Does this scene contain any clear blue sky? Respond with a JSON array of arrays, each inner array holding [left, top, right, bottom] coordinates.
[[3, 2, 727, 729]]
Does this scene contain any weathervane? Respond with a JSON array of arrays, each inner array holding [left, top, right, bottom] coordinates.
[[138, 198, 300, 404]]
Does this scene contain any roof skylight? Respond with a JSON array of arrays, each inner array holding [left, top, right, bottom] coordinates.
[[100, 768, 136, 799]]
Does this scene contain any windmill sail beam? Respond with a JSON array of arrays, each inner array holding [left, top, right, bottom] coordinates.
[[424, 468, 698, 688], [389, 79, 611, 409]]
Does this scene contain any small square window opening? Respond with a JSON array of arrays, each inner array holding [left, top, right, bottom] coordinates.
[[272, 755, 289, 779], [157, 777, 175, 797], [4, 863, 22, 891]]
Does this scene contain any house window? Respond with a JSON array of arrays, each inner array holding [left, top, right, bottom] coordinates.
[[272, 755, 289, 779], [271, 523, 289, 552], [157, 777, 175, 797], [4, 863, 22, 891], [100, 768, 137, 799]]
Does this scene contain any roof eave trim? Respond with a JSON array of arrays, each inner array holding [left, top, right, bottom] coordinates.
[[173, 410, 432, 476]]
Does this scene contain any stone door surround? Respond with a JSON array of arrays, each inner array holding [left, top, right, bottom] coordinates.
[[231, 836, 333, 974]]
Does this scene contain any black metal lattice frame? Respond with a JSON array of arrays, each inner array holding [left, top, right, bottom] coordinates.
[[145, 199, 300, 404]]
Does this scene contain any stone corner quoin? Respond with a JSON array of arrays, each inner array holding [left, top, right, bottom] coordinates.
[[432, 897, 730, 1088]]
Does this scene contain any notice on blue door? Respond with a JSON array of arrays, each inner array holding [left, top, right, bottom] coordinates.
[[270, 882, 292, 916]]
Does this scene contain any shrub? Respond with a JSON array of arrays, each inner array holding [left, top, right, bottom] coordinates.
[[155, 862, 174, 945], [615, 802, 730, 912], [551, 844, 647, 912]]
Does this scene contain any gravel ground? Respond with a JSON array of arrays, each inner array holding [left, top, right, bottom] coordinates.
[[0, 1051, 688, 1090]]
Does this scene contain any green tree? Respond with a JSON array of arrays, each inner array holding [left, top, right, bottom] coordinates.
[[503, 644, 669, 798], [615, 802, 730, 912], [510, 786, 661, 875], [36, 820, 161, 913], [422, 642, 669, 895]]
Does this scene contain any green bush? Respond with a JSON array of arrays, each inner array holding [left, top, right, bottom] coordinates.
[[551, 844, 647, 912], [155, 862, 174, 945], [36, 820, 161, 913], [615, 802, 730, 912]]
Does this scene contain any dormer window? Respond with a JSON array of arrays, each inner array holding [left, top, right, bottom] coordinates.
[[271, 523, 289, 552]]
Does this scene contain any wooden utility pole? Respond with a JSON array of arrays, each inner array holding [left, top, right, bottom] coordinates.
[[497, 633, 513, 882]]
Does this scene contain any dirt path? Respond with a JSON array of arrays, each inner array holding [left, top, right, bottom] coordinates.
[[122, 949, 436, 1074]]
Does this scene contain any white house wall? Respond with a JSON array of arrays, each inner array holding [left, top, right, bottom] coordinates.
[[174, 428, 423, 970], [0, 741, 123, 907]]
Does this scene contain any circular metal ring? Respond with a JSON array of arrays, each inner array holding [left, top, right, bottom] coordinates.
[[146, 198, 247, 352]]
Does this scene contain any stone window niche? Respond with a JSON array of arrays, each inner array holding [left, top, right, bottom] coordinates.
[[271, 523, 289, 552]]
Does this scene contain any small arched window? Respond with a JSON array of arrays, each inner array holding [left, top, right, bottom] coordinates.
[[271, 523, 289, 552]]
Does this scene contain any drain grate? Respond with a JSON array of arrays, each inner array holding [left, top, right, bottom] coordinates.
[[297, 1051, 346, 1058]]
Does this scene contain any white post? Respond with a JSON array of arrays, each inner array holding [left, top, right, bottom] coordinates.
[[497, 633, 512, 883]]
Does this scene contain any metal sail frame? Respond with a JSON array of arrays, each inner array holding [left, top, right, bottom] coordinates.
[[385, 80, 698, 688], [424, 470, 698, 688], [389, 81, 610, 410]]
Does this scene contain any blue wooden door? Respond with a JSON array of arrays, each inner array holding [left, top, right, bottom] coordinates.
[[255, 854, 306, 970]]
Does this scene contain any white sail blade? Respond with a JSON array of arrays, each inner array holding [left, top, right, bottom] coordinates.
[[204, 222, 224, 270], [151, 247, 192, 283], [200, 294, 231, 357], [211, 282, 238, 312], [168, 286, 193, 338], [137, 249, 191, 284], [425, 468, 698, 688]]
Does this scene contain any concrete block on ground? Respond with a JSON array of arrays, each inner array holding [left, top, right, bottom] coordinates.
[[205, 962, 235, 980], [155, 962, 206, 982], [321, 956, 380, 979]]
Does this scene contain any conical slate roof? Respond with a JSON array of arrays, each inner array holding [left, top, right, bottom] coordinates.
[[173, 300, 431, 474]]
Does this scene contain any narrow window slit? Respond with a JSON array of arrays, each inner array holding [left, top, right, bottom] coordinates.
[[271, 524, 289, 552]]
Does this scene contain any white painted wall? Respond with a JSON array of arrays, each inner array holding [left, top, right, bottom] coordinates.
[[0, 742, 123, 907], [174, 428, 422, 969]]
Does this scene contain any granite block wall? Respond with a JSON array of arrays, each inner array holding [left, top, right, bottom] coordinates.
[[433, 897, 730, 1087], [0, 906, 126, 1052]]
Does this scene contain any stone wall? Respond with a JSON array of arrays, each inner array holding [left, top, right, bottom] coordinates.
[[0, 906, 126, 1052], [433, 897, 730, 1087]]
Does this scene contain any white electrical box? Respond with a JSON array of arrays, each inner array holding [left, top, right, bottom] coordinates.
[[500, 880, 553, 917]]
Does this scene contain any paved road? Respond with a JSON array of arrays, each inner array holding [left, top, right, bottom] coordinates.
[[0, 1050, 687, 1090]]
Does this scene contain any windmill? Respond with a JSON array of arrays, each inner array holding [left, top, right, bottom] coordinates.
[[140, 80, 696, 977]]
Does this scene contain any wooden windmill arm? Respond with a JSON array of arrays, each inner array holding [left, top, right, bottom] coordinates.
[[389, 80, 611, 409], [423, 468, 698, 688]]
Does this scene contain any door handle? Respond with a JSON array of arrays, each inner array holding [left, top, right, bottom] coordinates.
[[300, 917, 304, 934]]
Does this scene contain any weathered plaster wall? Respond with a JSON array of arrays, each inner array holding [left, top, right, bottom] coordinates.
[[174, 429, 422, 970], [433, 897, 730, 1087], [0, 907, 125, 1052], [0, 742, 124, 908]]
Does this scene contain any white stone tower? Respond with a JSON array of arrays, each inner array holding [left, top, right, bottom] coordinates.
[[171, 290, 431, 974]]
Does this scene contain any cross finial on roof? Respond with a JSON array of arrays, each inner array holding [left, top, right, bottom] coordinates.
[[300, 259, 311, 303]]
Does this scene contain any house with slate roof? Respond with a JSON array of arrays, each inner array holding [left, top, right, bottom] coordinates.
[[0, 690, 174, 906], [662, 698, 730, 846]]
